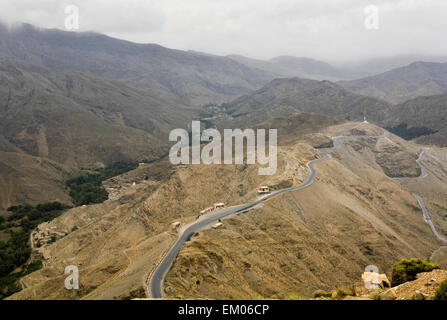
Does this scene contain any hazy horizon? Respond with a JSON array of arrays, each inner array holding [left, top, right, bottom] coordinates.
[[1, 0, 447, 63]]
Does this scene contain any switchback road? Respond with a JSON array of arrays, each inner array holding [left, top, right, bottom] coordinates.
[[148, 132, 446, 298]]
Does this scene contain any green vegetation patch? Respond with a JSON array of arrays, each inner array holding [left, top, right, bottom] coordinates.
[[391, 258, 440, 287], [284, 293, 303, 300], [385, 123, 437, 141], [313, 289, 332, 298], [334, 287, 354, 300], [0, 202, 69, 299], [434, 277, 447, 300], [66, 161, 138, 206]]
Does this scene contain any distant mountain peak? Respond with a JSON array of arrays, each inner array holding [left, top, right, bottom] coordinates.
[[340, 61, 447, 104]]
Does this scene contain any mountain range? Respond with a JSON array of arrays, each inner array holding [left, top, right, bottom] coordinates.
[[211, 73, 447, 150], [1, 23, 447, 301], [340, 61, 447, 104], [0, 62, 189, 166], [213, 77, 390, 129], [0, 23, 274, 107], [2, 24, 447, 210]]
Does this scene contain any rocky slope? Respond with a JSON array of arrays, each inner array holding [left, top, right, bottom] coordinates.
[[0, 62, 190, 166], [0, 23, 280, 210], [8, 120, 447, 300], [378, 269, 447, 300], [0, 152, 72, 211], [163, 124, 446, 299], [0, 61, 195, 209]]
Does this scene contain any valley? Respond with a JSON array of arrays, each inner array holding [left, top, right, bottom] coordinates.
[[162, 122, 447, 299], [5, 120, 447, 300], [1, 22, 447, 302]]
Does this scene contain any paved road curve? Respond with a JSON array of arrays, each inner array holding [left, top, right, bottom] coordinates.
[[393, 149, 447, 244], [412, 193, 447, 244], [149, 141, 339, 298], [148, 133, 443, 298]]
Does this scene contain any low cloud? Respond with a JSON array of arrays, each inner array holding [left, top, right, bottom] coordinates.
[[1, 0, 446, 61]]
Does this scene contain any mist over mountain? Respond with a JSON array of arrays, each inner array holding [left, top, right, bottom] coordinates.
[[340, 55, 447, 75], [1, 23, 446, 210], [228, 55, 368, 81], [268, 56, 366, 80], [1, 20, 447, 303], [0, 23, 276, 106], [340, 61, 447, 104]]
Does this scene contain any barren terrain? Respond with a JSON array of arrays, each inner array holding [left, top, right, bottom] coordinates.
[[7, 121, 447, 300]]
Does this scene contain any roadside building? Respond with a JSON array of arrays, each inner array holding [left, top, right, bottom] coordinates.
[[258, 186, 270, 194], [200, 207, 214, 215], [171, 221, 181, 230], [212, 222, 223, 229]]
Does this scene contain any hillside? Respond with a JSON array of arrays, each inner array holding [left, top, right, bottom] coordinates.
[[228, 55, 366, 81], [0, 62, 195, 210], [0, 152, 73, 211], [0, 23, 276, 106], [340, 62, 447, 104], [7, 120, 447, 300], [0, 63, 190, 166], [213, 77, 390, 128], [2, 21, 447, 303], [0, 24, 278, 210], [163, 123, 447, 299], [382, 94, 447, 147]]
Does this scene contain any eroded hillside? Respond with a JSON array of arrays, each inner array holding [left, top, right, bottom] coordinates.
[[7, 124, 320, 299], [7, 121, 447, 300], [163, 123, 447, 299]]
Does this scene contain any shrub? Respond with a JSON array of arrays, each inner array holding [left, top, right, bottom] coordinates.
[[285, 293, 303, 300], [434, 278, 447, 300], [24, 260, 43, 274], [391, 258, 440, 287], [335, 287, 354, 299], [313, 289, 332, 298]]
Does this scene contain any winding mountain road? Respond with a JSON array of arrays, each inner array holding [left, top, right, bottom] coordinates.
[[149, 152, 332, 298], [148, 133, 381, 298], [148, 132, 446, 298], [392, 149, 447, 244]]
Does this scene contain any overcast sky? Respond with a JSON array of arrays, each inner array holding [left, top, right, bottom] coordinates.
[[1, 0, 446, 62]]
